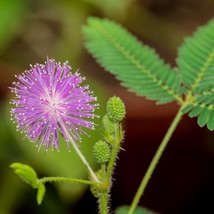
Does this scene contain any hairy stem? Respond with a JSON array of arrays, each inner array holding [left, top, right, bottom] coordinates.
[[99, 192, 109, 214], [99, 123, 121, 214], [39, 176, 98, 186], [106, 123, 120, 178], [99, 146, 118, 214], [128, 108, 183, 214]]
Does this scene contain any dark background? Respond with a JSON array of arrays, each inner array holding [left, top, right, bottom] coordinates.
[[0, 0, 214, 213]]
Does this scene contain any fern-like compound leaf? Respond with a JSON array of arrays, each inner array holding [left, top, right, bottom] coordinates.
[[177, 19, 214, 93], [178, 19, 214, 130], [182, 91, 214, 130], [83, 17, 182, 104]]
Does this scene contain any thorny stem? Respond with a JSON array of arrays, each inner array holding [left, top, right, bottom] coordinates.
[[61, 123, 100, 183], [128, 108, 183, 214]]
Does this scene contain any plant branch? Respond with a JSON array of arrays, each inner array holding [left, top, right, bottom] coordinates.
[[99, 192, 109, 214], [39, 176, 98, 186], [128, 107, 183, 214], [106, 123, 121, 178]]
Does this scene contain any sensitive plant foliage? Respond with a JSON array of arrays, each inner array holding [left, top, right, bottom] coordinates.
[[178, 22, 214, 129], [10, 163, 38, 188], [83, 17, 214, 130], [10, 58, 99, 150], [10, 163, 45, 205], [83, 18, 182, 105], [10, 17, 214, 214], [37, 182, 46, 205]]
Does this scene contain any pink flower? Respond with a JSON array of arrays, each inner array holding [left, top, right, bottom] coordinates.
[[10, 58, 99, 150]]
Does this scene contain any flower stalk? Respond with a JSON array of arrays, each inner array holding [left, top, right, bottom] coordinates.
[[62, 123, 100, 183], [128, 108, 183, 214], [98, 122, 123, 214]]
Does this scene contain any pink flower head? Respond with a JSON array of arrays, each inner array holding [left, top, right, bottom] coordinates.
[[10, 58, 99, 151]]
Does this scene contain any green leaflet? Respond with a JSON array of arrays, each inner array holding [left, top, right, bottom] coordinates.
[[177, 19, 214, 94], [183, 102, 214, 130], [37, 182, 46, 205], [207, 111, 214, 131], [181, 104, 194, 114], [10, 163, 38, 188], [198, 108, 210, 127], [189, 105, 202, 118], [83, 17, 182, 104]]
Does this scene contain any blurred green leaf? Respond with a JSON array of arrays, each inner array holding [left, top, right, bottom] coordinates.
[[10, 162, 38, 188], [37, 182, 46, 205], [85, 0, 133, 20], [0, 0, 28, 52], [115, 206, 156, 214]]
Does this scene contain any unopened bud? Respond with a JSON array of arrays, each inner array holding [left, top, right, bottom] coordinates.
[[102, 114, 114, 134], [93, 140, 111, 164], [106, 96, 125, 122]]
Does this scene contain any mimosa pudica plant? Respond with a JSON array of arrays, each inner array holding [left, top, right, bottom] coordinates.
[[10, 17, 214, 214]]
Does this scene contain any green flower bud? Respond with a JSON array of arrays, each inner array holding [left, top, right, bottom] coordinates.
[[93, 140, 111, 164], [106, 96, 125, 122], [90, 169, 102, 198], [102, 114, 115, 134], [90, 184, 100, 198]]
